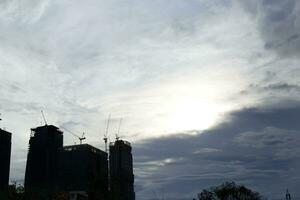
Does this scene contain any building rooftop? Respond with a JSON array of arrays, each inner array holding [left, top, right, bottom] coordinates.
[[31, 124, 61, 131], [63, 144, 107, 156], [109, 139, 131, 146], [0, 128, 12, 136], [30, 125, 63, 136]]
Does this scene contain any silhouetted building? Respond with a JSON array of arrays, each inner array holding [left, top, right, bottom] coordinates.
[[0, 129, 12, 192], [57, 144, 108, 199], [109, 140, 135, 200], [24, 125, 63, 199]]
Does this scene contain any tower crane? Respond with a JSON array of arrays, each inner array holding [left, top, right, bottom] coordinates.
[[60, 126, 86, 144], [41, 110, 48, 125], [116, 117, 122, 141], [103, 114, 111, 153]]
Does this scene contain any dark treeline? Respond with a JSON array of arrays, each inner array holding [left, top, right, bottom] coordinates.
[[196, 182, 265, 200]]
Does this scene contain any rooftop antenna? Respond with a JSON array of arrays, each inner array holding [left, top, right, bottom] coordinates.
[[60, 126, 86, 145], [41, 110, 47, 125], [104, 114, 111, 153], [116, 117, 122, 141], [286, 189, 291, 200]]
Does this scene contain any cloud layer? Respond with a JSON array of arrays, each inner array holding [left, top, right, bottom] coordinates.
[[0, 0, 300, 199], [241, 0, 300, 57], [134, 107, 300, 199]]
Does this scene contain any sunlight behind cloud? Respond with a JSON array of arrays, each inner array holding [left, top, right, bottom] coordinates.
[[167, 98, 221, 133]]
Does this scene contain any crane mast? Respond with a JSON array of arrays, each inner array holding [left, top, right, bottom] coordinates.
[[104, 114, 111, 153], [41, 110, 48, 125], [116, 118, 122, 141]]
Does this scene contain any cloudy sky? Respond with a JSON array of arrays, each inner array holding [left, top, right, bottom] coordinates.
[[1, 0, 300, 199]]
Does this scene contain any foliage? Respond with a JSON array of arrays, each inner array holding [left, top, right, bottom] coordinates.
[[198, 182, 263, 200], [7, 183, 25, 200]]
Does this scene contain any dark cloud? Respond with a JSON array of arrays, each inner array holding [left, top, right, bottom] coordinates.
[[241, 82, 300, 94], [236, 127, 299, 148], [241, 0, 300, 57], [133, 105, 300, 199]]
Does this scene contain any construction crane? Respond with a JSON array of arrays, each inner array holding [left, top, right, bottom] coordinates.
[[103, 114, 111, 153], [60, 126, 86, 144], [116, 117, 122, 141], [41, 110, 47, 125]]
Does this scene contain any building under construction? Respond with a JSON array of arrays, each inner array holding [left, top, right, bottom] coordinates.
[[109, 140, 135, 200], [57, 144, 109, 199], [24, 124, 135, 200], [0, 128, 12, 194], [24, 125, 63, 199]]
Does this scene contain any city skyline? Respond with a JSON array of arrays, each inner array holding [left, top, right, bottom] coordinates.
[[1, 0, 300, 199]]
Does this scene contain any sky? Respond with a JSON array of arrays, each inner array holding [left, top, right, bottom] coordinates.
[[0, 0, 300, 199]]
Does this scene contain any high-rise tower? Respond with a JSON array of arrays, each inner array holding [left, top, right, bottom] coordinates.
[[24, 125, 63, 199], [109, 140, 135, 200], [0, 129, 12, 193], [57, 144, 109, 199]]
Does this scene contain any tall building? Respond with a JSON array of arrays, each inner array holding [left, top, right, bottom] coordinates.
[[24, 125, 63, 199], [109, 140, 135, 200], [57, 144, 109, 199], [0, 129, 12, 192]]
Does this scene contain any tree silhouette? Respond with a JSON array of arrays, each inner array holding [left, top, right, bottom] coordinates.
[[7, 183, 25, 200], [198, 182, 263, 200]]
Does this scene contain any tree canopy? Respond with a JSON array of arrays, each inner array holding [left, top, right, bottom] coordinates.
[[197, 182, 263, 200]]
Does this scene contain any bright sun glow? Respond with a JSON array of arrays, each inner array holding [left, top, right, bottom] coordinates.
[[166, 98, 222, 133]]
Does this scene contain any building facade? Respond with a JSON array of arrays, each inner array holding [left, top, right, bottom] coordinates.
[[24, 125, 63, 199], [57, 144, 109, 199], [109, 140, 135, 200], [0, 129, 12, 192]]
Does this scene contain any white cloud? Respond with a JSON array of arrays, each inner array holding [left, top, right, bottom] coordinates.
[[1, 0, 300, 195]]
